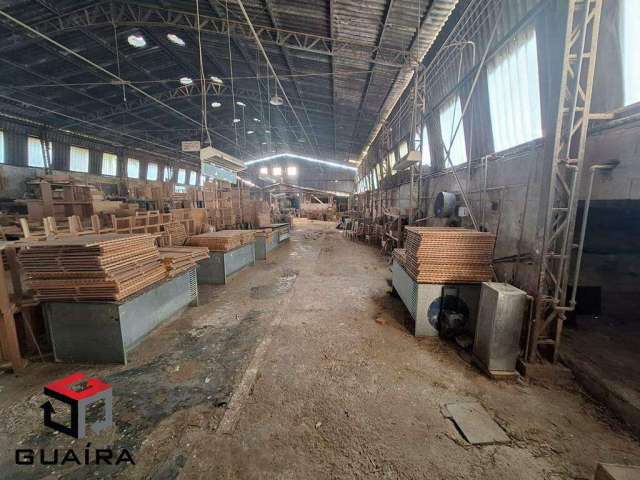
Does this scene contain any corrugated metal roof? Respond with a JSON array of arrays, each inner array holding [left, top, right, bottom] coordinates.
[[0, 0, 462, 164]]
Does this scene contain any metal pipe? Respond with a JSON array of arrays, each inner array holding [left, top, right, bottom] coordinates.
[[568, 161, 619, 308]]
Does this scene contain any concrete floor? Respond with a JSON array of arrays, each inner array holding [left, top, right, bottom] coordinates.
[[1, 219, 640, 479]]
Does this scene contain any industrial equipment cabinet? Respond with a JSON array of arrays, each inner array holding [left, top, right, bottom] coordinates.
[[197, 242, 255, 284], [391, 259, 481, 337], [473, 282, 527, 377], [45, 267, 198, 364], [255, 234, 278, 261]]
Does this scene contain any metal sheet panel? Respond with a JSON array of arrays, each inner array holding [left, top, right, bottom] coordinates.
[[45, 268, 197, 364], [197, 243, 255, 284], [473, 282, 527, 373]]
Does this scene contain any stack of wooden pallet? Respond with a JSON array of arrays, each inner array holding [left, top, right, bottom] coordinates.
[[237, 230, 255, 245], [186, 231, 243, 252], [18, 234, 166, 301], [158, 246, 207, 277], [255, 228, 273, 242], [404, 227, 495, 284], [158, 246, 208, 264], [392, 248, 406, 268]]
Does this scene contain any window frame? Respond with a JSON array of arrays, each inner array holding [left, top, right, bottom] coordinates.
[[398, 139, 409, 159], [127, 158, 140, 179], [101, 152, 118, 176], [27, 136, 52, 168], [69, 145, 90, 173], [439, 95, 468, 167], [486, 25, 543, 153], [177, 168, 186, 184], [621, 0, 640, 106], [147, 162, 158, 181], [0, 130, 4, 164]]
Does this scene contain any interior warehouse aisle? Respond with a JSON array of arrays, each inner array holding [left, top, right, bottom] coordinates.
[[1, 220, 638, 479]]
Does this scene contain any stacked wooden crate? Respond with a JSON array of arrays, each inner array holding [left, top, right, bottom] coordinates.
[[404, 227, 495, 284], [18, 234, 166, 301]]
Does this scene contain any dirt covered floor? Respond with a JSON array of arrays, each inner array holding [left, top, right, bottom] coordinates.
[[1, 219, 639, 479]]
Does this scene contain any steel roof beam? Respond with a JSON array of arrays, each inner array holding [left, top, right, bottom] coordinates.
[[262, 0, 320, 152], [0, 0, 415, 68]]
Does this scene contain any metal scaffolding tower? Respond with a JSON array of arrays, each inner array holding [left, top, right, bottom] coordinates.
[[528, 0, 603, 363]]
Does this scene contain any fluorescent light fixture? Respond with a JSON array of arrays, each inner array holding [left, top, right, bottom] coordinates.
[[265, 130, 270, 134], [210, 76, 223, 84], [253, 118, 261, 122], [167, 34, 185, 46], [287, 166, 297, 176], [247, 130, 254, 134], [236, 101, 246, 107], [127, 34, 146, 48], [211, 101, 222, 108], [272, 166, 282, 176], [239, 177, 256, 187], [233, 118, 241, 123], [180, 77, 193, 85], [298, 138, 305, 143], [245, 153, 357, 172]]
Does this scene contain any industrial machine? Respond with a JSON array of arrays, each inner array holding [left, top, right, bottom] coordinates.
[[473, 282, 527, 377]]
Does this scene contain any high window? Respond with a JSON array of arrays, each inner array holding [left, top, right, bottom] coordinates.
[[127, 158, 140, 178], [388, 150, 397, 171], [621, 0, 640, 106], [102, 153, 117, 176], [420, 125, 431, 166], [177, 168, 186, 184], [398, 140, 409, 159], [164, 166, 173, 182], [28, 137, 52, 168], [487, 26, 542, 152], [69, 146, 89, 173], [147, 162, 158, 181], [439, 95, 467, 166], [189, 171, 197, 185], [0, 130, 4, 164]]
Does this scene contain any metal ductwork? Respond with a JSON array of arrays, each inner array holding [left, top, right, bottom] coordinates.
[[357, 0, 460, 163]]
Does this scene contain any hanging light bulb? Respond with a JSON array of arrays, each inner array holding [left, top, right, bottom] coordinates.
[[270, 95, 283, 106], [270, 83, 283, 106]]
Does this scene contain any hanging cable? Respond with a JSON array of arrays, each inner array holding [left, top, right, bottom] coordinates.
[[195, 0, 213, 148], [112, 24, 126, 105], [225, 0, 239, 146]]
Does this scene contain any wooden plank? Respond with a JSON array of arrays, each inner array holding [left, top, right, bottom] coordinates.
[[0, 254, 26, 371]]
